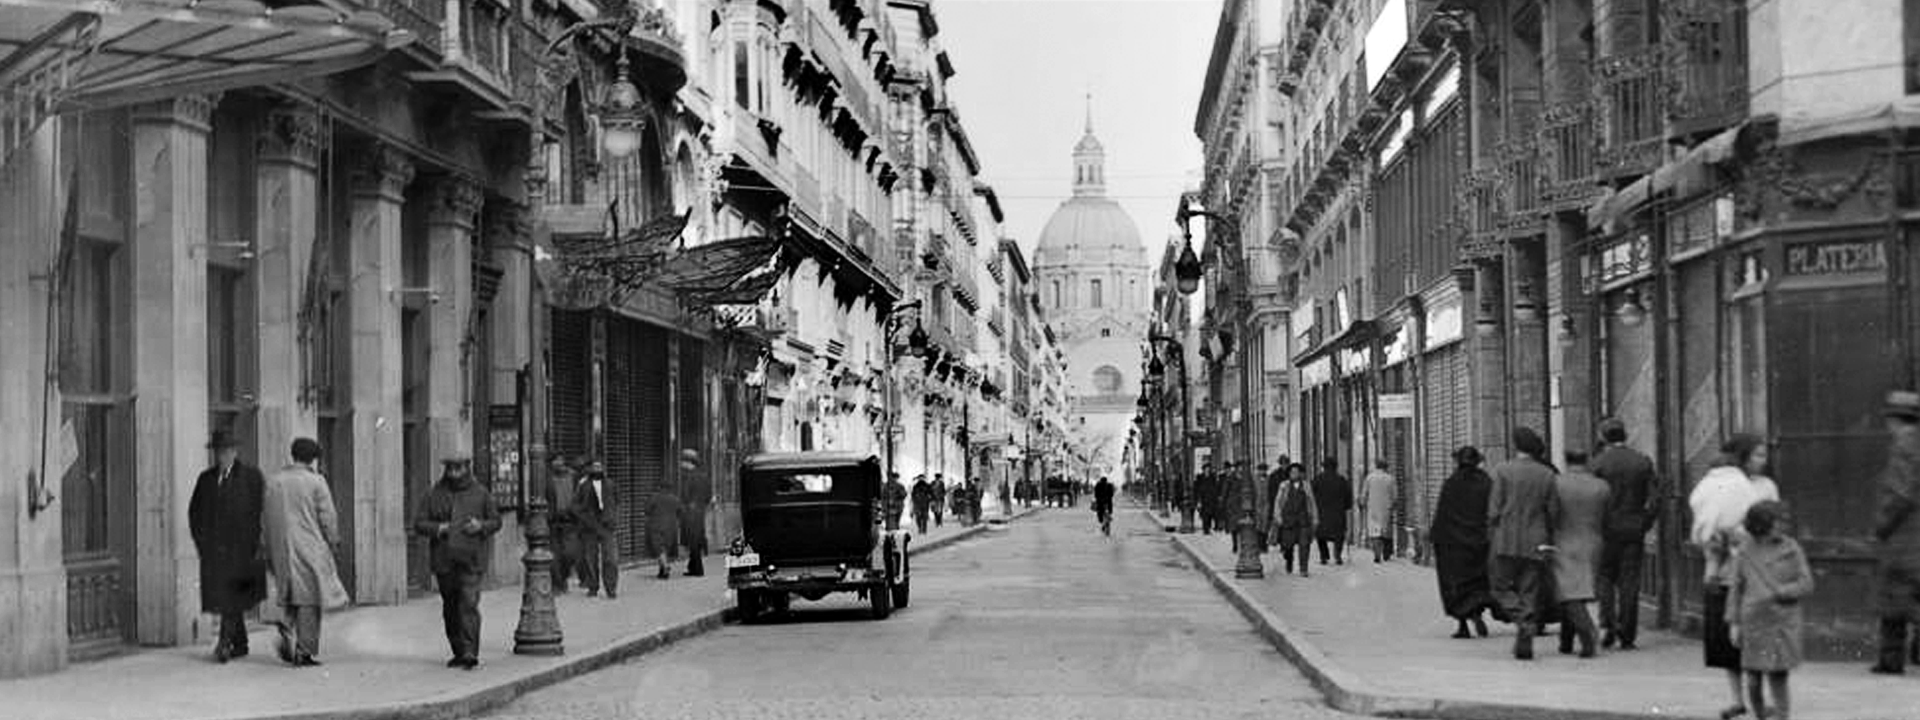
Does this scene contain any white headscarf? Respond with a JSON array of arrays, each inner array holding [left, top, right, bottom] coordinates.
[[1689, 465, 1757, 547]]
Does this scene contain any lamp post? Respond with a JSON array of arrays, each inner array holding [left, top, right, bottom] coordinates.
[[1147, 335, 1194, 534], [1173, 194, 1261, 579], [882, 300, 927, 481]]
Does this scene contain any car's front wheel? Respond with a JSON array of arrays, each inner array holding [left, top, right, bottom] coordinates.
[[869, 581, 893, 619]]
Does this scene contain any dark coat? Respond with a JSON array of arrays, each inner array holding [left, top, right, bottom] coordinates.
[[682, 475, 711, 552], [1592, 443, 1660, 540], [574, 475, 617, 537], [1193, 473, 1220, 513], [412, 475, 502, 575], [648, 490, 684, 555], [188, 462, 267, 613], [1430, 466, 1492, 547], [1311, 471, 1354, 539], [911, 480, 933, 513]]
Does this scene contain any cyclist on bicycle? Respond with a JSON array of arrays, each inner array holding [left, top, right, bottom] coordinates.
[[1093, 476, 1116, 531]]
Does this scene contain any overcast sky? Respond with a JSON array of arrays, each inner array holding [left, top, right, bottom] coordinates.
[[936, 0, 1225, 266]]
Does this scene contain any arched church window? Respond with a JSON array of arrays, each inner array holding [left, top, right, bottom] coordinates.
[[1092, 366, 1123, 394], [1090, 279, 1102, 308]]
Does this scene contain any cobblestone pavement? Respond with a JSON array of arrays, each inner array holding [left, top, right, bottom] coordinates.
[[481, 508, 1359, 720]]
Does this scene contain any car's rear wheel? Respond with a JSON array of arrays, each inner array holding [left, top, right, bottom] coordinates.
[[869, 581, 892, 619]]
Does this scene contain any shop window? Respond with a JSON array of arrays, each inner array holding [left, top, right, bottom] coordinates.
[[207, 266, 250, 439], [1724, 251, 1768, 435]]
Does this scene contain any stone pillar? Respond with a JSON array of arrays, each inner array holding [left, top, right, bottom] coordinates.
[[1469, 262, 1511, 458], [347, 143, 413, 605], [0, 116, 68, 677], [253, 101, 323, 466], [1508, 244, 1550, 439], [1546, 214, 1594, 461], [424, 177, 480, 476], [129, 95, 217, 646]]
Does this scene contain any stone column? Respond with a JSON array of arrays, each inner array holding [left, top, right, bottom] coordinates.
[[253, 101, 323, 466], [129, 94, 216, 646], [1508, 244, 1550, 438], [1469, 262, 1510, 458], [1547, 214, 1594, 460], [424, 177, 480, 477], [0, 116, 67, 677], [347, 143, 413, 605]]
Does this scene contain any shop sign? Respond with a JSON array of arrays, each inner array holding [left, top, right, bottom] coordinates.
[[487, 405, 523, 512], [1784, 239, 1885, 277], [1425, 299, 1463, 350], [1339, 347, 1369, 375], [1378, 393, 1415, 419], [1302, 356, 1332, 387], [1382, 327, 1411, 366], [1667, 194, 1733, 260], [1599, 234, 1653, 286]]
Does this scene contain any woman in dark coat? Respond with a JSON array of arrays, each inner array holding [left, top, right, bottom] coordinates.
[[1430, 445, 1497, 638]]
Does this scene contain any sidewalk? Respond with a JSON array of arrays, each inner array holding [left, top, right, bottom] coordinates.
[[5, 510, 1034, 720], [1166, 521, 1920, 720]]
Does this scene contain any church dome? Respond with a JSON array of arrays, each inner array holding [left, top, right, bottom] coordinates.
[[1035, 196, 1143, 261]]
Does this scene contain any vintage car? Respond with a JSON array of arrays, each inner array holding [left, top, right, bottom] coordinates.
[[726, 452, 910, 620]]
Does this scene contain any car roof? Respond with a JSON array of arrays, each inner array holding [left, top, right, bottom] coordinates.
[[741, 452, 879, 473]]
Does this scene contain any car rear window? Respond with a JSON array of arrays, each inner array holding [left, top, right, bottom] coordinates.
[[774, 473, 835, 494]]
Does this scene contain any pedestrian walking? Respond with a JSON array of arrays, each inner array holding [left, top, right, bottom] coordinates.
[[1269, 462, 1317, 577], [1312, 457, 1354, 565], [545, 456, 580, 594], [648, 483, 684, 580], [1551, 450, 1609, 658], [681, 450, 710, 577], [413, 454, 501, 670], [1592, 417, 1661, 650], [948, 477, 968, 526], [1488, 427, 1560, 661], [1431, 445, 1495, 639], [188, 430, 267, 663], [883, 472, 909, 531], [573, 461, 619, 598], [1729, 500, 1814, 720], [932, 474, 948, 526], [967, 477, 984, 525], [1689, 433, 1779, 718], [910, 474, 933, 534], [1873, 390, 1920, 675], [1194, 467, 1219, 534], [263, 437, 350, 667], [1362, 458, 1398, 562]]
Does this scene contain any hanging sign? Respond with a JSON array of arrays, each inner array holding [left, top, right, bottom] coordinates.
[[488, 404, 523, 512], [1425, 298, 1463, 350], [1784, 239, 1886, 277]]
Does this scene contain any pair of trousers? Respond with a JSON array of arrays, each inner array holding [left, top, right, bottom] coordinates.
[[1877, 558, 1920, 669], [1370, 536, 1395, 560], [577, 528, 619, 594], [436, 569, 483, 660], [278, 605, 322, 660], [1559, 601, 1599, 654], [1316, 537, 1345, 563], [550, 523, 578, 590], [913, 511, 929, 534], [1278, 544, 1309, 575], [1597, 537, 1646, 644], [217, 611, 249, 652], [1491, 555, 1547, 646]]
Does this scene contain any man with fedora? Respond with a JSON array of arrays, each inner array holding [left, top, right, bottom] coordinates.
[[573, 460, 619, 598], [412, 454, 500, 669], [188, 430, 267, 663], [680, 449, 710, 577], [1873, 390, 1920, 674]]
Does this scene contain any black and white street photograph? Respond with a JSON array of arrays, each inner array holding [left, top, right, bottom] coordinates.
[[3, 1, 1920, 719]]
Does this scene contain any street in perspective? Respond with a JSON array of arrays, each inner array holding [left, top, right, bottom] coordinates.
[[5, 1, 1920, 720]]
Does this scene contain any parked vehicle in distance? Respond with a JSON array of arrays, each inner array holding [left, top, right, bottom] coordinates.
[[726, 452, 909, 621]]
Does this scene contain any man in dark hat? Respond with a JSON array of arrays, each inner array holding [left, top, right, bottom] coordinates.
[[188, 430, 267, 663], [1872, 391, 1920, 674], [412, 454, 500, 669], [574, 460, 619, 598], [680, 449, 710, 577]]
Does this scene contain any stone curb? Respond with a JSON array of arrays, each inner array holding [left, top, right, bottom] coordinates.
[[223, 508, 1044, 720], [1157, 514, 1712, 720]]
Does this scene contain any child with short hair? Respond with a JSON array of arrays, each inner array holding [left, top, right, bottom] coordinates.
[[1728, 500, 1814, 720]]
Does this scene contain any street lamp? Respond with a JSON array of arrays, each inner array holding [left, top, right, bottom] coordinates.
[[599, 48, 644, 159], [883, 300, 926, 481], [1147, 335, 1194, 534], [1174, 241, 1203, 296]]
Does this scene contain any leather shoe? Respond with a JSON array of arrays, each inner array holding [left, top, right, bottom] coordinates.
[[213, 645, 231, 664], [1602, 631, 1618, 649], [1869, 663, 1904, 675], [229, 647, 248, 659], [447, 657, 465, 668], [292, 656, 322, 667]]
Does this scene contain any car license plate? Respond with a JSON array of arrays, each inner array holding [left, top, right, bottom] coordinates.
[[726, 552, 760, 569]]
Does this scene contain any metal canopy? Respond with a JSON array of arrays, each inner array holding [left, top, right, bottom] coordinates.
[[2, 0, 410, 164]]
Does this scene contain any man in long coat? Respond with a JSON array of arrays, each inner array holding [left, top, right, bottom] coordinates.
[[910, 475, 934, 533], [1312, 457, 1354, 565], [1873, 390, 1920, 674], [1193, 468, 1219, 534], [413, 455, 501, 669], [1362, 459, 1398, 562], [545, 456, 579, 593], [574, 461, 619, 597], [648, 483, 684, 580], [681, 449, 710, 577], [883, 472, 909, 531], [1488, 427, 1560, 660], [1551, 450, 1610, 658], [188, 431, 266, 663], [262, 437, 350, 667], [1591, 417, 1660, 650]]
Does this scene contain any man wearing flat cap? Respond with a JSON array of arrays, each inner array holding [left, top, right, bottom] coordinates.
[[574, 460, 619, 598], [412, 454, 500, 669], [188, 430, 266, 663], [1872, 391, 1920, 674]]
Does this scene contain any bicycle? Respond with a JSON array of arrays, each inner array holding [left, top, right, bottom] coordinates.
[[1096, 504, 1112, 536]]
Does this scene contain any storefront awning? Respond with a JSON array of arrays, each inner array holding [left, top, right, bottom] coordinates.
[[1586, 122, 1747, 234], [651, 236, 796, 306], [1291, 320, 1378, 369], [2, 0, 410, 163]]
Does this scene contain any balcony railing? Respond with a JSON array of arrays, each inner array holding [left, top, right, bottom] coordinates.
[[455, 0, 511, 82], [1594, 46, 1668, 179], [1539, 100, 1598, 209], [1498, 137, 1542, 224], [1666, 0, 1749, 140], [365, 0, 444, 54]]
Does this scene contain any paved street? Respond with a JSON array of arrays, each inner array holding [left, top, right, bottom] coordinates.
[[480, 508, 1355, 720]]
